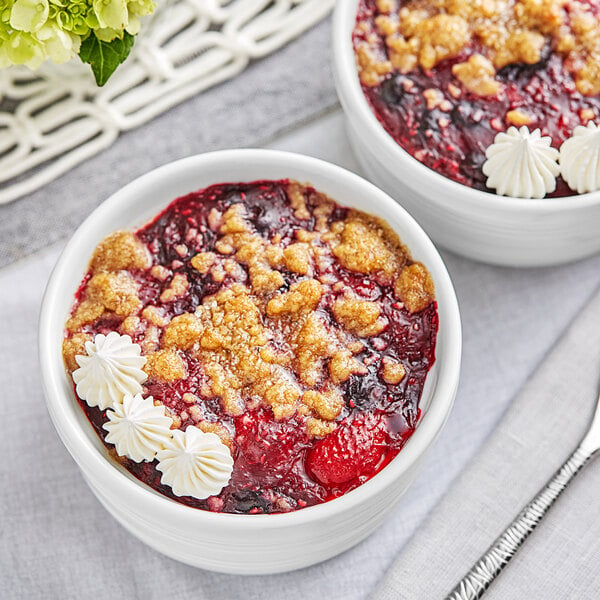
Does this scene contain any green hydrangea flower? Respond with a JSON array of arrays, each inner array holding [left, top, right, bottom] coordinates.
[[0, 0, 156, 82], [10, 0, 48, 33]]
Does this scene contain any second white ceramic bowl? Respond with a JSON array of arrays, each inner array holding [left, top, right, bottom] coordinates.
[[333, 0, 600, 267], [40, 149, 461, 574]]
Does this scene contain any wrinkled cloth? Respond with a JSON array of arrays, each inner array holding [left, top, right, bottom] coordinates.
[[2, 110, 600, 600], [373, 283, 600, 600]]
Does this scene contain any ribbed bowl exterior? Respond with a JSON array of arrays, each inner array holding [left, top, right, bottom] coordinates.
[[40, 149, 461, 573]]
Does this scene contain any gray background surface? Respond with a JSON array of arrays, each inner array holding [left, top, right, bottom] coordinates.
[[0, 19, 337, 267], [2, 110, 600, 597], [3, 14, 600, 600]]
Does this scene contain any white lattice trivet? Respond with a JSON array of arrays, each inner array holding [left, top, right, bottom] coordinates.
[[0, 0, 334, 206]]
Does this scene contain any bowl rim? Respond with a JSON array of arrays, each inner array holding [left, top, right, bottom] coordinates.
[[332, 0, 600, 212], [39, 148, 462, 529]]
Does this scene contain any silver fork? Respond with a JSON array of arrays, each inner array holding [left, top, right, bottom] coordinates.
[[445, 382, 600, 600]]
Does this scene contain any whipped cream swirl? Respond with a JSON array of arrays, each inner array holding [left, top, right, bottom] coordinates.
[[482, 126, 560, 199], [157, 427, 234, 499], [72, 332, 147, 410], [103, 393, 173, 462], [559, 122, 600, 194]]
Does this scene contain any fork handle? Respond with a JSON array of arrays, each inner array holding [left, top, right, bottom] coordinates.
[[444, 445, 592, 600]]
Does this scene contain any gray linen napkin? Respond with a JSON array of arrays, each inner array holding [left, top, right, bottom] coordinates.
[[372, 283, 600, 600]]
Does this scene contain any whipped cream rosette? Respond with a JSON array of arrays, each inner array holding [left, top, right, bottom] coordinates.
[[559, 122, 600, 194], [72, 332, 147, 410], [482, 126, 560, 199], [157, 427, 234, 500], [103, 393, 173, 463]]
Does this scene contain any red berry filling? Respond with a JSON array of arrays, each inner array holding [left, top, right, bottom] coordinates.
[[63, 179, 438, 513], [353, 0, 600, 197]]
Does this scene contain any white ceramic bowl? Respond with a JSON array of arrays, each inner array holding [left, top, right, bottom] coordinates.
[[333, 0, 600, 267], [39, 149, 461, 574]]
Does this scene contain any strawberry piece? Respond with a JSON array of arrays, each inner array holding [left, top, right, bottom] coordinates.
[[306, 415, 388, 487], [234, 408, 309, 481]]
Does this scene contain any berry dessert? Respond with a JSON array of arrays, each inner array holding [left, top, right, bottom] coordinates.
[[353, 0, 600, 197], [62, 179, 438, 514]]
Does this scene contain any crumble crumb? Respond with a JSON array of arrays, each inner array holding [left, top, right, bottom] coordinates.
[[150, 265, 171, 281], [283, 243, 312, 275], [62, 333, 92, 372], [183, 392, 199, 405], [302, 388, 345, 421], [330, 213, 402, 282], [452, 54, 502, 97], [159, 273, 189, 303], [287, 181, 311, 220], [220, 204, 250, 234], [86, 271, 141, 317], [355, 43, 393, 86], [162, 313, 203, 350], [381, 358, 406, 384], [266, 279, 323, 317], [144, 349, 186, 382], [295, 313, 339, 386], [329, 349, 368, 384], [506, 108, 533, 126], [121, 315, 142, 335], [142, 305, 169, 327], [306, 417, 337, 438], [333, 296, 387, 337], [248, 262, 285, 294], [190, 252, 216, 274], [423, 88, 452, 111], [141, 324, 160, 353], [90, 231, 150, 273], [394, 262, 435, 313], [66, 299, 105, 331]]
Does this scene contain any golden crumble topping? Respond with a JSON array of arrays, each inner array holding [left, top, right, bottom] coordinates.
[[86, 271, 141, 317], [505, 108, 533, 126], [144, 349, 186, 382], [292, 312, 338, 388], [89, 231, 150, 273], [333, 296, 387, 337], [329, 212, 405, 282], [141, 305, 169, 328], [287, 181, 312, 220], [159, 273, 189, 303], [356, 0, 600, 97], [162, 313, 203, 350], [66, 299, 105, 331], [63, 180, 436, 440], [62, 333, 92, 372], [306, 417, 337, 438], [451, 54, 502, 97], [190, 252, 216, 274], [302, 388, 345, 421], [266, 279, 323, 317], [329, 349, 369, 384], [381, 358, 406, 384], [394, 262, 435, 313], [283, 243, 312, 275]]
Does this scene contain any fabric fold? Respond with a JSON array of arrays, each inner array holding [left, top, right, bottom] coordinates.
[[372, 284, 600, 600]]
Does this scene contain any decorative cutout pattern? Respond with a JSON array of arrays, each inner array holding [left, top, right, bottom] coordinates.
[[0, 0, 334, 205]]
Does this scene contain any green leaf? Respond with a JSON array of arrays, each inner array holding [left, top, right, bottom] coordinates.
[[79, 32, 135, 86]]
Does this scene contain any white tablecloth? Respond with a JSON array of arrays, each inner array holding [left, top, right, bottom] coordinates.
[[2, 111, 600, 599]]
